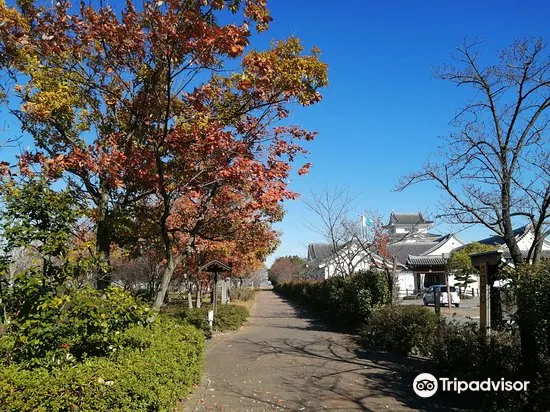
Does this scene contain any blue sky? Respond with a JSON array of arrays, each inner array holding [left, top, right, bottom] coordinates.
[[260, 1, 550, 265]]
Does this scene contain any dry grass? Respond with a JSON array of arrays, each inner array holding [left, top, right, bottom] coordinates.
[[230, 291, 258, 313]]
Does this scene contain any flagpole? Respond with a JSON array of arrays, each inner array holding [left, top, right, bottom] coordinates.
[[365, 210, 368, 241]]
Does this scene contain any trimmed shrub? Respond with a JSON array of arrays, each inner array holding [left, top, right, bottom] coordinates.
[[430, 321, 531, 411], [360, 305, 438, 356], [177, 307, 212, 336], [430, 321, 521, 378], [0, 319, 205, 412], [275, 270, 390, 331], [175, 303, 250, 336], [360, 308, 532, 410], [214, 304, 249, 331]]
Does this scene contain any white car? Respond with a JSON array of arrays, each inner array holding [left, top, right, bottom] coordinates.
[[423, 285, 460, 307]]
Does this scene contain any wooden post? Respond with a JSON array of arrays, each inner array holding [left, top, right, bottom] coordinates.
[[434, 288, 440, 315], [445, 272, 451, 309], [213, 272, 218, 314], [479, 261, 490, 334], [199, 260, 231, 321], [391, 258, 397, 305]]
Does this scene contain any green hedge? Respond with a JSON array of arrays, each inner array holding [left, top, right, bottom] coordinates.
[[359, 306, 543, 411], [215, 304, 249, 331], [275, 270, 390, 331], [360, 305, 438, 356], [0, 319, 205, 412], [176, 304, 249, 336]]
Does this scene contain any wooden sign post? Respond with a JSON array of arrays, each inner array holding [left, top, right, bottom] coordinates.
[[199, 260, 231, 315], [470, 251, 501, 336], [478, 261, 490, 333]]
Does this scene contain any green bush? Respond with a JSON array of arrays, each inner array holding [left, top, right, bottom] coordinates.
[[492, 263, 550, 411], [214, 304, 249, 331], [360, 305, 438, 356], [431, 321, 520, 378], [177, 307, 211, 336], [4, 284, 151, 368], [0, 334, 15, 367], [430, 321, 531, 411], [275, 270, 390, 331], [175, 304, 250, 336], [360, 308, 532, 410], [0, 319, 205, 412]]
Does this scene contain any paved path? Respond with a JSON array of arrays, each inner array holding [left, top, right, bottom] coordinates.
[[181, 291, 464, 411]]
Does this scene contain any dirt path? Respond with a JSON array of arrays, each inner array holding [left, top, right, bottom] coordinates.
[[180, 291, 461, 411]]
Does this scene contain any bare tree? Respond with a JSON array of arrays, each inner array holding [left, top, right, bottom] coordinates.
[[399, 38, 550, 265], [304, 187, 365, 277], [112, 254, 162, 299], [304, 187, 393, 284]]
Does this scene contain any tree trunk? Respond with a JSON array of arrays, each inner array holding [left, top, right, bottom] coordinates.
[[96, 183, 112, 290], [196, 282, 202, 308], [531, 229, 544, 264], [188, 287, 193, 309], [501, 179, 524, 266], [96, 219, 111, 290], [390, 258, 397, 305], [152, 252, 180, 310]]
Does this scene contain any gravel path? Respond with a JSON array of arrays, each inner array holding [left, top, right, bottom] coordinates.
[[180, 291, 464, 411]]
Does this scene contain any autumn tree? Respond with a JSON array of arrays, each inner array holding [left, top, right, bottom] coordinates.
[[0, 0, 328, 303], [268, 255, 306, 285], [399, 38, 550, 265], [183, 218, 278, 306]]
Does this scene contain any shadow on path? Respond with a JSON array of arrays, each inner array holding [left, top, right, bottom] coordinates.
[[181, 290, 478, 411]]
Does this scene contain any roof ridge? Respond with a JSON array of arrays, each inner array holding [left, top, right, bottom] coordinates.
[[420, 233, 453, 256]]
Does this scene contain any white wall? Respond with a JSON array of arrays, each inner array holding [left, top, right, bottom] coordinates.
[[517, 231, 550, 251], [396, 271, 415, 297], [393, 224, 429, 234], [323, 246, 373, 279]]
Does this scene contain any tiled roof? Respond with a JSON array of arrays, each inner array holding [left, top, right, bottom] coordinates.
[[501, 249, 550, 260], [478, 225, 529, 246], [389, 232, 440, 243], [387, 240, 441, 265], [406, 255, 447, 267], [388, 212, 433, 225], [307, 243, 333, 262]]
